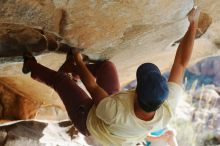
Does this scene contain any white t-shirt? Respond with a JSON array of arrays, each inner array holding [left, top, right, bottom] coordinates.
[[86, 82, 183, 146]]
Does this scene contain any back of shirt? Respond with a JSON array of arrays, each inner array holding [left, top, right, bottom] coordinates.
[[86, 82, 183, 146]]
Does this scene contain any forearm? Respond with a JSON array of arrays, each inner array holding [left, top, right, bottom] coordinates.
[[168, 21, 197, 84], [75, 59, 97, 92], [177, 21, 197, 67], [74, 54, 108, 105]]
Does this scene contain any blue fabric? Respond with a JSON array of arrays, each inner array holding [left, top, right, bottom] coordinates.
[[163, 69, 214, 90], [145, 141, 152, 146], [136, 63, 169, 112], [150, 128, 166, 136], [145, 128, 167, 146], [184, 69, 213, 90]]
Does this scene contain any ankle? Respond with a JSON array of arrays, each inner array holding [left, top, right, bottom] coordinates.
[[27, 59, 37, 67], [22, 52, 37, 74]]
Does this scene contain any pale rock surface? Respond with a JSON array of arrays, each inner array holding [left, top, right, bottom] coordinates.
[[0, 0, 194, 122], [0, 120, 97, 146], [0, 119, 169, 146], [0, 76, 68, 121], [0, 0, 220, 145], [0, 0, 64, 33], [0, 0, 194, 75]]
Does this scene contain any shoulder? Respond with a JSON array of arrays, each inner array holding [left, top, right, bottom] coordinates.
[[167, 82, 184, 99], [95, 96, 118, 124], [167, 82, 183, 91], [168, 82, 184, 94], [166, 82, 185, 114], [95, 90, 135, 124]]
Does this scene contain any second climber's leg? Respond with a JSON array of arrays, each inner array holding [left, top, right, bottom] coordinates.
[[87, 61, 120, 95], [23, 55, 93, 136], [58, 50, 120, 95]]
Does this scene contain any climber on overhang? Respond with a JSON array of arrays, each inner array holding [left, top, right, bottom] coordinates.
[[21, 7, 200, 146]]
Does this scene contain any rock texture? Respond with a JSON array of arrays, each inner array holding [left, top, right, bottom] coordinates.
[[0, 0, 217, 85], [0, 23, 78, 57], [196, 12, 212, 38], [0, 77, 68, 121], [0, 23, 47, 57], [0, 0, 220, 145], [0, 0, 64, 33], [0, 0, 193, 122], [0, 84, 39, 120], [0, 0, 194, 57], [0, 120, 94, 146]]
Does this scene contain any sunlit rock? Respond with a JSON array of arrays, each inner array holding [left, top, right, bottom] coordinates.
[[0, 0, 220, 145], [0, 77, 68, 121], [0, 82, 40, 120], [196, 12, 212, 38], [0, 0, 64, 33], [0, 120, 92, 146], [0, 23, 80, 58]]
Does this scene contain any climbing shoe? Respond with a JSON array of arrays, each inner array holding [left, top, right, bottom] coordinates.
[[22, 51, 37, 74]]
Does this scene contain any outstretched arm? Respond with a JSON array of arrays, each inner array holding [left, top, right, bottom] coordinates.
[[168, 8, 199, 84], [74, 53, 108, 106]]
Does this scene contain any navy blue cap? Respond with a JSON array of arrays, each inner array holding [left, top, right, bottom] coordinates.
[[136, 63, 169, 112]]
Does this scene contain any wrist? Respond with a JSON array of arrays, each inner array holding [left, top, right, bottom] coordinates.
[[74, 53, 83, 62], [189, 21, 198, 30]]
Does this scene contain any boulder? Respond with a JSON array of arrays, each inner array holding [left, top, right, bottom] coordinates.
[[0, 0, 64, 33], [0, 77, 68, 121], [0, 120, 94, 146], [196, 12, 212, 38], [0, 0, 220, 145]]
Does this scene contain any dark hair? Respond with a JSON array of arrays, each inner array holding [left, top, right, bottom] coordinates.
[[136, 63, 169, 112]]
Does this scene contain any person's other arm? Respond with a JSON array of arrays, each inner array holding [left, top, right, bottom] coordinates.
[[74, 53, 108, 106], [168, 8, 199, 84]]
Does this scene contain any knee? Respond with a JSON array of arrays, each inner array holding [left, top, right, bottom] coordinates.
[[54, 72, 71, 83], [101, 60, 116, 70], [55, 72, 69, 80], [52, 72, 72, 87]]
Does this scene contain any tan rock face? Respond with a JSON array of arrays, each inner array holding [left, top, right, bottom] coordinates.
[[0, 23, 47, 57], [63, 0, 193, 55], [0, 77, 68, 121], [0, 0, 193, 58], [0, 23, 73, 57], [0, 120, 85, 146], [0, 0, 194, 75], [0, 0, 219, 123], [0, 82, 40, 120], [0, 0, 220, 145], [196, 12, 212, 38], [0, 0, 64, 33]]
